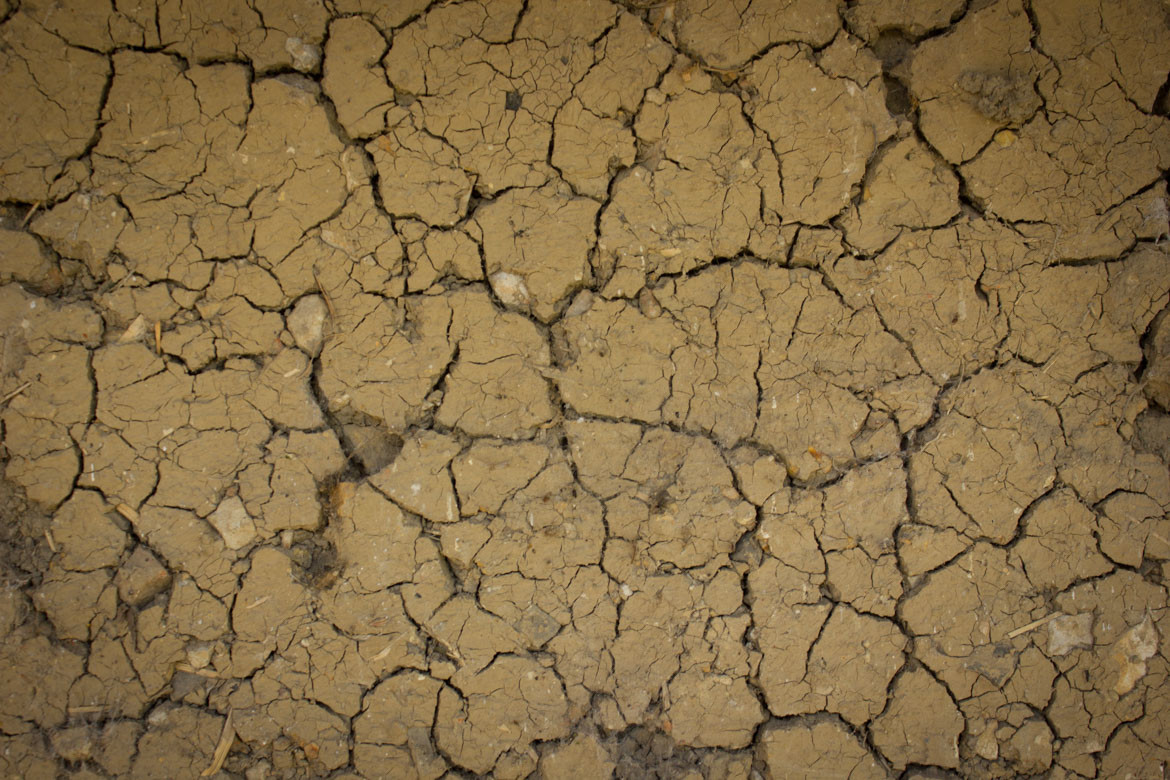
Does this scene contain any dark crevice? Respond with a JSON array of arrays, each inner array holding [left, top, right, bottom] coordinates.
[[1154, 70, 1170, 116]]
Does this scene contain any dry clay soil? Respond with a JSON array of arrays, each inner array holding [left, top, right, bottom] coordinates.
[[3, 0, 1170, 778]]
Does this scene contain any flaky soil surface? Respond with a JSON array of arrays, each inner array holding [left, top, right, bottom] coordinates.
[[2, 0, 1170, 778]]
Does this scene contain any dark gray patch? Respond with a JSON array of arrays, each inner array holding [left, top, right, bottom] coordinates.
[[341, 424, 404, 475]]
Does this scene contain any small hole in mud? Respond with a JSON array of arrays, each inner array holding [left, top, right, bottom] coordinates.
[[883, 75, 914, 116], [870, 29, 913, 70], [293, 535, 340, 591], [649, 486, 671, 513], [505, 90, 522, 111], [339, 422, 403, 476]]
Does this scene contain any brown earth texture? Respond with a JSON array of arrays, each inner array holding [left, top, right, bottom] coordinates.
[[2, 0, 1170, 777]]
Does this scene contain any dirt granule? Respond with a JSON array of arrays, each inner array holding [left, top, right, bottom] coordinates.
[[1, 0, 1170, 778]]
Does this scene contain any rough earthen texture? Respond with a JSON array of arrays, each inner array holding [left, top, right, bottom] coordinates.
[[1, 0, 1169, 777]]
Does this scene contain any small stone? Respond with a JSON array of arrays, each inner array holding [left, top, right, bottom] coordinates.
[[114, 546, 171, 607], [51, 725, 95, 762], [1114, 613, 1159, 695], [994, 129, 1018, 147], [1047, 613, 1094, 656], [638, 286, 662, 318], [208, 496, 258, 550], [186, 641, 213, 670], [563, 289, 594, 318], [117, 314, 149, 344], [287, 295, 329, 357], [285, 37, 321, 72], [490, 270, 530, 308]]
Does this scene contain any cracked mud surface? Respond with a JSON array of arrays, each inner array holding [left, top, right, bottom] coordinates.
[[1, 0, 1170, 777]]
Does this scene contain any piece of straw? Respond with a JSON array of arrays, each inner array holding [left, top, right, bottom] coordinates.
[[1006, 612, 1061, 640], [200, 708, 235, 777]]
